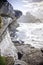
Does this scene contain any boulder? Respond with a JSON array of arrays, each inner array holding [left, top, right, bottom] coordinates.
[[16, 44, 43, 65], [0, 1, 22, 19], [0, 1, 15, 19], [14, 10, 22, 19], [21, 51, 43, 65]]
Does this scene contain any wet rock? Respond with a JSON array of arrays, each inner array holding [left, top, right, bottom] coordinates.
[[13, 41, 24, 46]]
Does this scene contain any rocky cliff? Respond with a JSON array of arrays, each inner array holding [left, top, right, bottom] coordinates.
[[0, 0, 22, 61], [0, 1, 43, 65]]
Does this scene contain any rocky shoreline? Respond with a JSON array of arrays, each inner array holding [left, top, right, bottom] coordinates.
[[0, 0, 43, 65], [14, 43, 43, 65]]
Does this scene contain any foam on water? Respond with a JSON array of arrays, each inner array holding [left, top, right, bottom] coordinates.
[[16, 23, 43, 49]]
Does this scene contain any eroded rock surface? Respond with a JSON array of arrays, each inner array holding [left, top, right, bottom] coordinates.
[[16, 44, 43, 65], [0, 0, 22, 61], [0, 29, 18, 60]]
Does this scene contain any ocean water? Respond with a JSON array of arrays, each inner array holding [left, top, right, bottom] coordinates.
[[16, 23, 43, 49]]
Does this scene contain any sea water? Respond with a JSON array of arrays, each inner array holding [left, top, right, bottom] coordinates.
[[16, 23, 43, 49]]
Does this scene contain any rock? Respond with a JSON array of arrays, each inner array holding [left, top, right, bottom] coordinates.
[[16, 44, 35, 55], [0, 17, 19, 61], [17, 52, 23, 60], [39, 62, 43, 65], [0, 1, 15, 19], [14, 10, 22, 19], [0, 1, 22, 19], [21, 51, 43, 65], [0, 0, 22, 61], [0, 0, 7, 8], [13, 41, 24, 46], [14, 60, 28, 65], [5, 56, 14, 65], [16, 44, 43, 65], [0, 0, 7, 2], [0, 29, 18, 60], [41, 48, 43, 53]]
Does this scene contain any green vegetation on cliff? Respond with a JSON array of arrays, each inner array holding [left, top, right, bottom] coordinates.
[[0, 56, 6, 65], [0, 16, 2, 28], [0, 56, 14, 65]]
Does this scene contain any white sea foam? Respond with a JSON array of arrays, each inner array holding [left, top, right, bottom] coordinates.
[[16, 23, 43, 48]]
